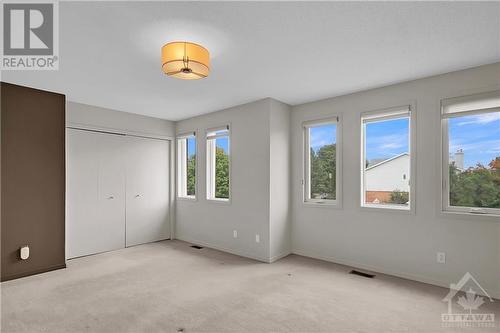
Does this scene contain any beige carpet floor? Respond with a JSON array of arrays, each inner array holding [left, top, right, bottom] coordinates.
[[1, 240, 499, 333]]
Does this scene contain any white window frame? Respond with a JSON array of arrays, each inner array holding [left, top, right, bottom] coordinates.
[[177, 131, 197, 200], [441, 90, 500, 216], [360, 104, 415, 212], [206, 125, 231, 202], [303, 116, 342, 207]]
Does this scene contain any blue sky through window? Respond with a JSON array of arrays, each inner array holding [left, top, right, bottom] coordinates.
[[310, 124, 336, 151], [216, 136, 229, 152], [187, 137, 196, 158], [449, 112, 500, 168], [365, 118, 409, 161]]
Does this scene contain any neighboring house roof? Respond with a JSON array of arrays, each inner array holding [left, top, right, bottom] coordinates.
[[367, 158, 386, 167], [366, 153, 409, 171]]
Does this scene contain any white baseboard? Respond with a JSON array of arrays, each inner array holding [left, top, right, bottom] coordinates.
[[176, 236, 292, 263], [175, 236, 270, 263], [169, 237, 499, 299], [292, 248, 500, 300], [269, 251, 291, 263]]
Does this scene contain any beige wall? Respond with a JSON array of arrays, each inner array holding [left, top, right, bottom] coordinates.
[[290, 63, 500, 298], [173, 64, 500, 298], [175, 99, 273, 261], [269, 100, 292, 261], [175, 98, 293, 262]]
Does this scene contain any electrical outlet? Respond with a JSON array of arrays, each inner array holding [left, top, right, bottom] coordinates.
[[233, 230, 238, 238], [255, 234, 260, 243], [437, 252, 446, 264]]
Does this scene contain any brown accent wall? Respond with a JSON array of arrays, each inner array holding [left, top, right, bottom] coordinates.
[[1, 82, 66, 281]]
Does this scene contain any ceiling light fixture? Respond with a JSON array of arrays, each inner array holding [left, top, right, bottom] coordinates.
[[161, 41, 210, 80]]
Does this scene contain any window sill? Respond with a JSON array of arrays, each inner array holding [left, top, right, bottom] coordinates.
[[177, 196, 197, 202], [441, 209, 500, 220], [360, 203, 412, 214], [303, 200, 341, 209], [207, 198, 231, 205]]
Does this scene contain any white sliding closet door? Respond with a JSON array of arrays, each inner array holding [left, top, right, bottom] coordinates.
[[125, 136, 170, 247], [66, 129, 126, 258]]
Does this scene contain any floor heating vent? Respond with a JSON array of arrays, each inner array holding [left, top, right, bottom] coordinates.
[[349, 270, 375, 278], [190, 245, 203, 249]]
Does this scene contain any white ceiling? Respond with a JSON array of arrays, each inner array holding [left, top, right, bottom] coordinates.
[[2, 1, 500, 121]]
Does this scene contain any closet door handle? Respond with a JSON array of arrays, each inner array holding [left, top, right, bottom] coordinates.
[[108, 196, 115, 200], [135, 194, 141, 198]]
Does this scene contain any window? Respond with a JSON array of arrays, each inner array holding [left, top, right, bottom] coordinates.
[[442, 91, 500, 215], [361, 106, 412, 210], [303, 117, 340, 205], [207, 126, 230, 201], [177, 132, 197, 199]]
